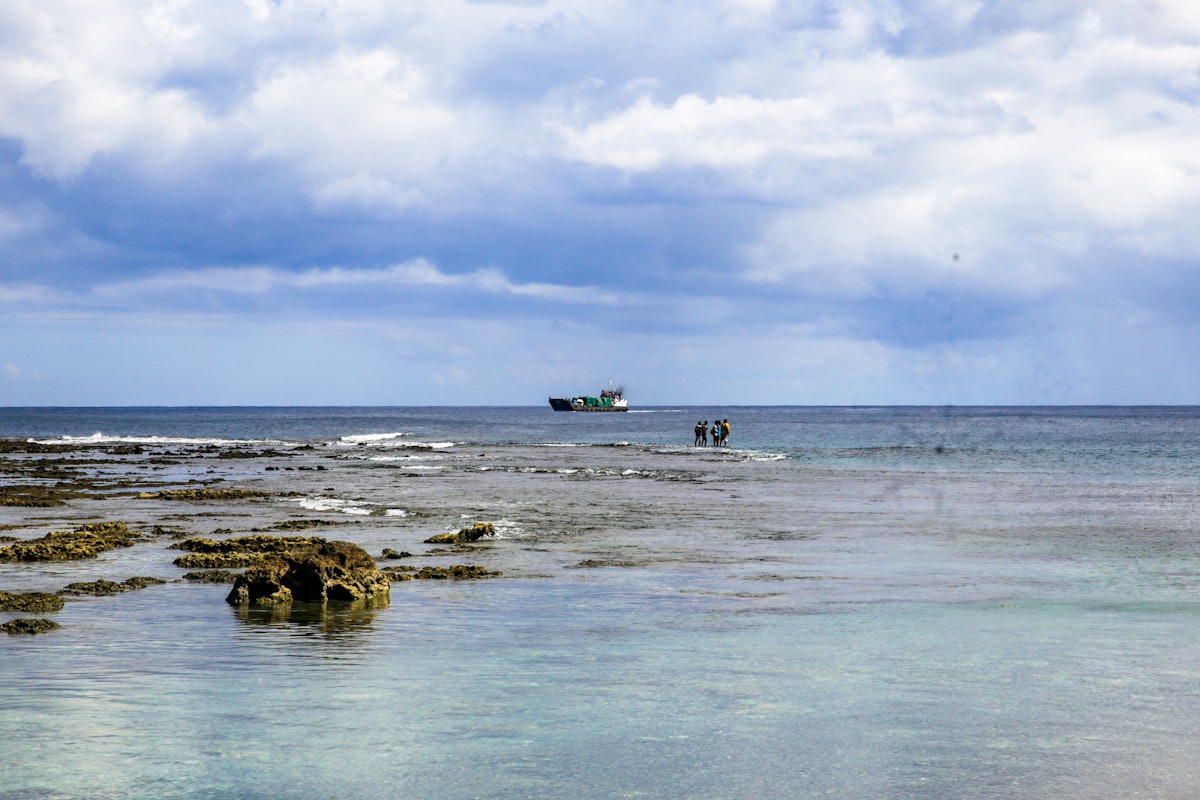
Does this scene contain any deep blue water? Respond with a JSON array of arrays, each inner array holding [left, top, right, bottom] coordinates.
[[3, 406, 1200, 799]]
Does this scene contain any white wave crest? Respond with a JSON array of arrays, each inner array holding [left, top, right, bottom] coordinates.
[[30, 432, 281, 447], [339, 432, 409, 445], [294, 496, 373, 516]]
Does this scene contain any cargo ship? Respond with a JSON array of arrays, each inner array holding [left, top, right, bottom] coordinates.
[[548, 384, 628, 412]]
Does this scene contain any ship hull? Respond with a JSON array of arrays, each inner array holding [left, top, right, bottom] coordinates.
[[548, 397, 629, 412]]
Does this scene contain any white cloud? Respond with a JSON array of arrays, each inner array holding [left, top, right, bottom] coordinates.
[[52, 259, 627, 310], [557, 93, 871, 171], [3, 0, 1200, 403]]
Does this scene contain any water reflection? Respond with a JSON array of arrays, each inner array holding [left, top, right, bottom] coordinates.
[[230, 596, 389, 639]]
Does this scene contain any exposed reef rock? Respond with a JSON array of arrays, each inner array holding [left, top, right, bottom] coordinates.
[[226, 540, 390, 606], [0, 485, 71, 507], [181, 570, 240, 583], [423, 522, 495, 545], [0, 591, 65, 613], [0, 522, 139, 562], [0, 439, 71, 454], [217, 449, 288, 459], [384, 564, 500, 581], [381, 548, 412, 559], [3, 618, 60, 635], [173, 552, 270, 569], [138, 488, 271, 501], [172, 535, 329, 570], [255, 519, 344, 533], [171, 534, 327, 553], [59, 577, 167, 596]]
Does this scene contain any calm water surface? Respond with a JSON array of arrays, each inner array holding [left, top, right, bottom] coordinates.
[[2, 406, 1200, 799]]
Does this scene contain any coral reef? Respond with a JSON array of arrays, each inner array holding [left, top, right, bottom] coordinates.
[[0, 591, 65, 613], [181, 570, 240, 583], [226, 540, 391, 606], [383, 564, 500, 581], [381, 548, 412, 559], [0, 522, 140, 562], [59, 577, 167, 596], [423, 522, 495, 545], [137, 488, 271, 501], [2, 618, 60, 635]]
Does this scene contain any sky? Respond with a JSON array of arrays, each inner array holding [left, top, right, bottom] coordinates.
[[2, 0, 1200, 406]]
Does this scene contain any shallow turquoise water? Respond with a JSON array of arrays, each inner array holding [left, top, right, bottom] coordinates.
[[4, 407, 1200, 798]]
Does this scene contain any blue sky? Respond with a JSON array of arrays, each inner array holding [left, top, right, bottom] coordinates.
[[2, 0, 1199, 405]]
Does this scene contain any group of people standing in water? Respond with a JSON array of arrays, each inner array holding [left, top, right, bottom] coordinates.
[[694, 419, 731, 447]]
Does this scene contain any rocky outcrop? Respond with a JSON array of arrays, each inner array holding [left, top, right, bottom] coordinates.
[[383, 564, 501, 581], [0, 485, 74, 507], [226, 540, 390, 606], [0, 591, 65, 612], [381, 548, 411, 559], [58, 577, 167, 596], [173, 552, 271, 569], [181, 570, 240, 583], [138, 488, 270, 501], [171, 535, 328, 569], [171, 534, 327, 553], [0, 522, 139, 562], [424, 522, 495, 545], [2, 618, 60, 635]]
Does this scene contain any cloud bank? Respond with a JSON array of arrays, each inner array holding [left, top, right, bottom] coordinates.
[[2, 0, 1200, 404]]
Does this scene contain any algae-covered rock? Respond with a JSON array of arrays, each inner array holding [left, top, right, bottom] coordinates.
[[0, 485, 69, 507], [226, 540, 390, 606], [60, 579, 124, 596], [172, 552, 271, 569], [2, 618, 60, 635], [0, 591, 66, 613], [227, 562, 293, 605], [138, 488, 270, 501], [171, 535, 326, 554], [181, 570, 240, 584], [172, 535, 331, 569], [257, 519, 343, 533], [0, 522, 139, 562], [383, 566, 415, 581], [423, 522, 495, 545], [58, 577, 167, 596], [383, 564, 499, 581], [381, 548, 412, 559], [413, 565, 500, 580]]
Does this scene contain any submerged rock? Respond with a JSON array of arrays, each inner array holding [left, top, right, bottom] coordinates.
[[58, 577, 167, 596], [2, 618, 60, 635], [423, 522, 495, 545], [0, 591, 66, 613], [226, 540, 390, 606], [0, 522, 139, 562]]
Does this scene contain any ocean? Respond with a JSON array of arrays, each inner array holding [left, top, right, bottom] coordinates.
[[2, 406, 1200, 799]]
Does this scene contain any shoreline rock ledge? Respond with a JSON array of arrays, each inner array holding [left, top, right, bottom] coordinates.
[[226, 540, 390, 606]]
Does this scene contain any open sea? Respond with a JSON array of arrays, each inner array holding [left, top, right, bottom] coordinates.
[[3, 405, 1200, 799]]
